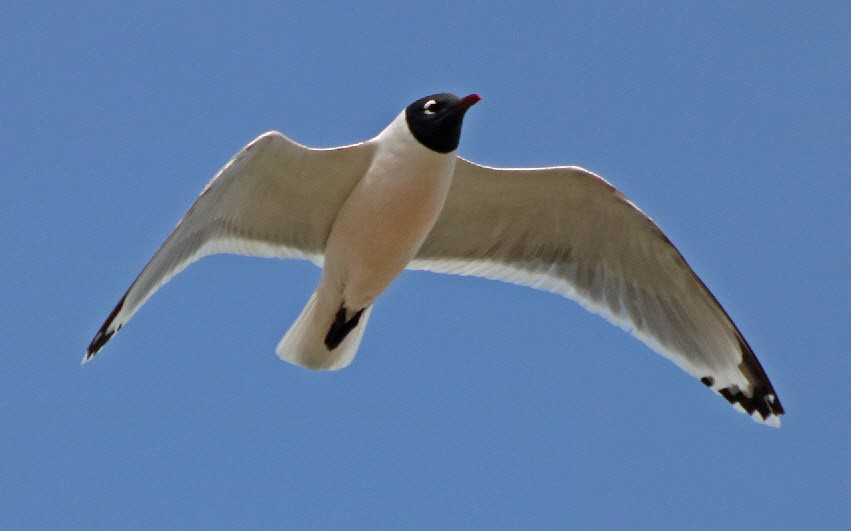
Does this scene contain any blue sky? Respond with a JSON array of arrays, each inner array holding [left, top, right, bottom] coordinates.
[[2, 2, 849, 529]]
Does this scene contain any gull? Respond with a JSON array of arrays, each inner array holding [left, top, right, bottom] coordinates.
[[85, 92, 784, 426]]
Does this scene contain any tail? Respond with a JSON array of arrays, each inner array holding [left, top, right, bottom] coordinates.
[[276, 291, 373, 370]]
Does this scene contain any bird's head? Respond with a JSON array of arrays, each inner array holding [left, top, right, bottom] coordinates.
[[405, 93, 481, 153]]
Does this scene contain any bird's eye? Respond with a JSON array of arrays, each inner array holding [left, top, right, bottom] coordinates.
[[423, 99, 439, 115]]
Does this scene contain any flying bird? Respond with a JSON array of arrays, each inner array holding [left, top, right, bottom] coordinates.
[[86, 92, 784, 426]]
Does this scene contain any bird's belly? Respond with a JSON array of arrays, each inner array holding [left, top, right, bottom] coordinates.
[[322, 164, 452, 309]]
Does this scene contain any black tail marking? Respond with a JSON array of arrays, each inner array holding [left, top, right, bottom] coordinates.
[[324, 305, 364, 351]]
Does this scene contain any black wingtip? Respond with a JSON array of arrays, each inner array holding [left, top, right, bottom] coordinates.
[[734, 334, 784, 420], [84, 293, 127, 363], [86, 327, 116, 360], [717, 384, 784, 424], [701, 337, 785, 425]]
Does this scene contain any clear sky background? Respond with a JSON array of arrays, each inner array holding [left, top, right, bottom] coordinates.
[[2, 2, 849, 529]]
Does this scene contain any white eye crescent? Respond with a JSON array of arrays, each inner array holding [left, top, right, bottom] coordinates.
[[423, 99, 438, 115]]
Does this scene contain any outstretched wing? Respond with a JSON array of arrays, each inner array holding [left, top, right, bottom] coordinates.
[[86, 132, 375, 361], [411, 158, 783, 426]]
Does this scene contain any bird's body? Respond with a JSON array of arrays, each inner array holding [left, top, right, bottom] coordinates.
[[278, 110, 458, 368], [86, 92, 784, 426], [324, 110, 456, 312]]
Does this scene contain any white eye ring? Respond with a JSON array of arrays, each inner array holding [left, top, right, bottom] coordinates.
[[423, 99, 437, 115]]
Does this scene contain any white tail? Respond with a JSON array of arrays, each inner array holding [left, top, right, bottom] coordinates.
[[276, 291, 373, 370]]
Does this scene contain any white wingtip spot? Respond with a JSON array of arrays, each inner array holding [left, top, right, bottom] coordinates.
[[762, 414, 782, 428]]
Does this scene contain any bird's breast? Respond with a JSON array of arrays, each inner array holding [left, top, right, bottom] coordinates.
[[322, 145, 456, 308]]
